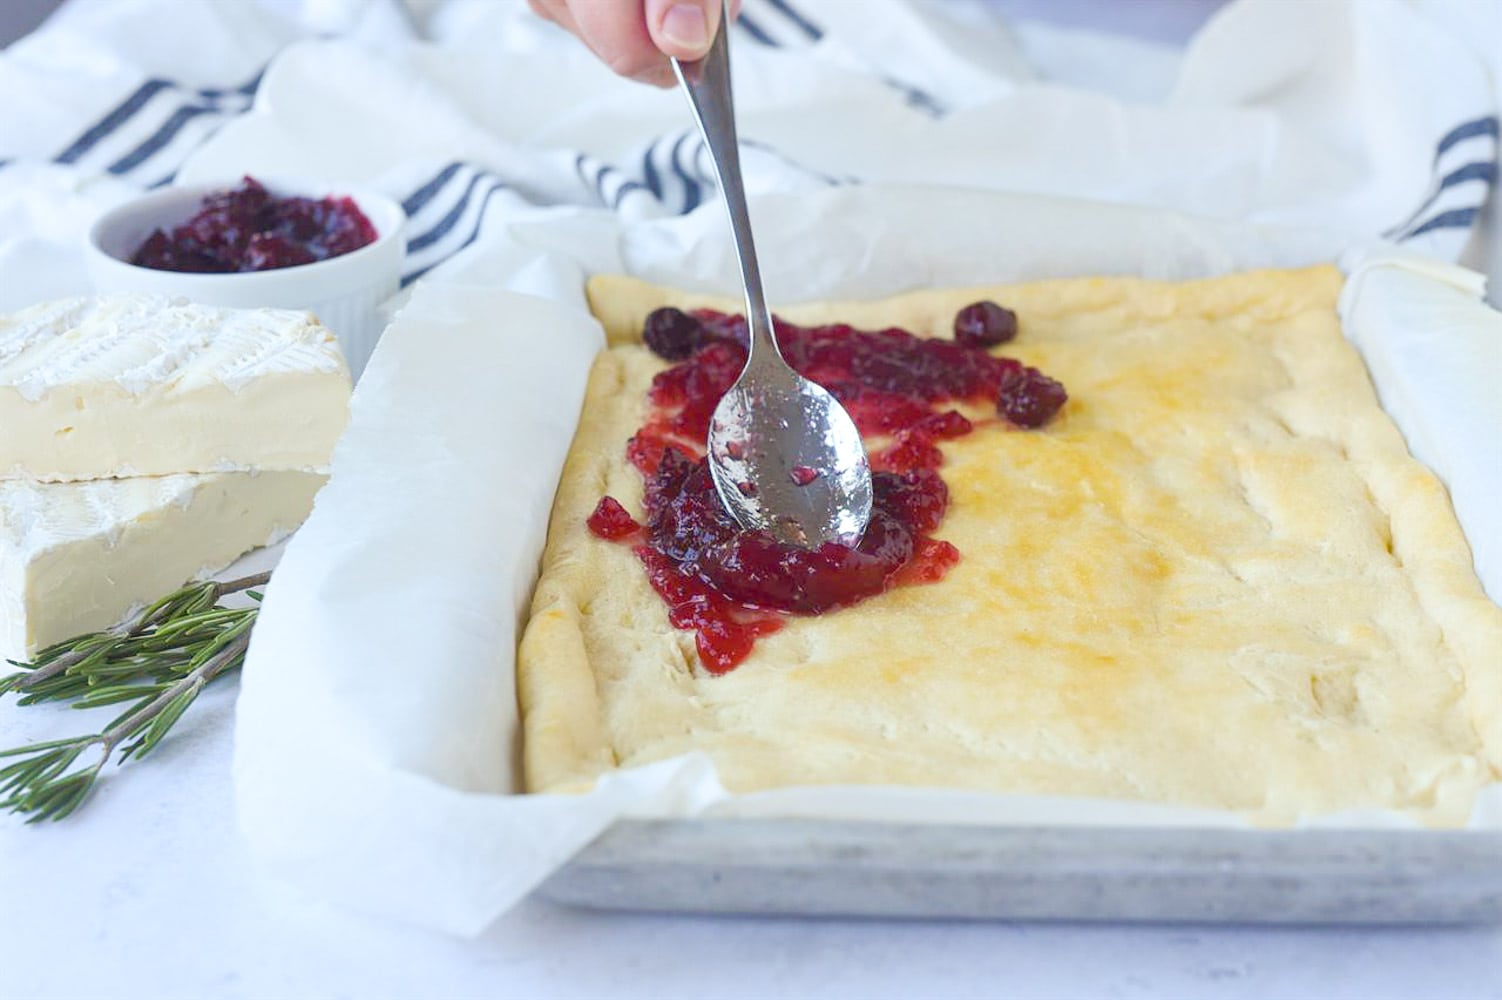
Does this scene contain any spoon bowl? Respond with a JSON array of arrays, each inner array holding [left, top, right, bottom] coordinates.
[[709, 351, 872, 547]]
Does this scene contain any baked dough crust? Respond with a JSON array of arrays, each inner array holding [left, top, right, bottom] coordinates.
[[518, 266, 1502, 825]]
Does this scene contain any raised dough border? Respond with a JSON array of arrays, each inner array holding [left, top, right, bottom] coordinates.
[[518, 267, 1502, 805]]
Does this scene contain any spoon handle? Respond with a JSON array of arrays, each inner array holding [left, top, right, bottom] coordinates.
[[671, 5, 782, 364]]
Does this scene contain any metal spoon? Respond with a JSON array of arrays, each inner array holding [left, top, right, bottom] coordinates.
[[670, 9, 872, 549]]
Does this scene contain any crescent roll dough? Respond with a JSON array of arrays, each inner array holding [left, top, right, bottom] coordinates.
[[518, 266, 1502, 826]]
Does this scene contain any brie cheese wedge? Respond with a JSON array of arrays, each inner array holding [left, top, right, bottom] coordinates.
[[0, 297, 351, 482], [0, 471, 325, 662]]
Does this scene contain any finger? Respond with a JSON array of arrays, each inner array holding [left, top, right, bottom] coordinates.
[[527, 0, 571, 28], [645, 0, 720, 62], [532, 0, 601, 65], [534, 0, 668, 84], [632, 62, 680, 88], [568, 0, 668, 81]]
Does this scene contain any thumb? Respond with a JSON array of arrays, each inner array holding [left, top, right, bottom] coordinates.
[[647, 0, 722, 61]]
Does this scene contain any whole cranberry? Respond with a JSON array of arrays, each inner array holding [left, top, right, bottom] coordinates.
[[643, 307, 704, 360], [997, 367, 1068, 428], [953, 301, 1018, 349]]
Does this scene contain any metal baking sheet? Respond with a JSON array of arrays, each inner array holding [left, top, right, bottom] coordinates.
[[537, 819, 1502, 924]]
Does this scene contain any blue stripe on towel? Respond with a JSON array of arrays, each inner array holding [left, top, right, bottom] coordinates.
[[1393, 159, 1496, 231], [54, 80, 174, 164], [401, 161, 464, 216], [575, 153, 613, 208], [400, 179, 508, 287], [1435, 116, 1500, 162], [1388, 114, 1497, 240], [576, 153, 647, 209], [1406, 206, 1481, 239], [763, 0, 823, 41], [670, 131, 704, 213], [741, 137, 848, 186], [1437, 160, 1498, 189], [640, 140, 665, 199], [736, 12, 778, 46], [406, 169, 502, 253], [106, 104, 215, 174], [884, 76, 946, 117], [603, 169, 648, 211], [53, 69, 263, 169], [239, 71, 262, 95], [197, 70, 264, 101]]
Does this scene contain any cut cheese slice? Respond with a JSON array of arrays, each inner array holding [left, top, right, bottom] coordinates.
[[0, 296, 351, 481], [0, 471, 324, 661]]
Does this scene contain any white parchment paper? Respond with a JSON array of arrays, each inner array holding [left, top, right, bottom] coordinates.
[[0, 0, 1492, 941], [236, 185, 1502, 937]]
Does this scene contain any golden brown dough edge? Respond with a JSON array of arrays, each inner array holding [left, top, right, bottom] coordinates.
[[518, 266, 1502, 795]]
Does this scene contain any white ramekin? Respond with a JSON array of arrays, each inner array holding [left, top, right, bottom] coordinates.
[[84, 178, 406, 380]]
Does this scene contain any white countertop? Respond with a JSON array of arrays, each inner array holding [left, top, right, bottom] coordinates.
[[4, 681, 1501, 998]]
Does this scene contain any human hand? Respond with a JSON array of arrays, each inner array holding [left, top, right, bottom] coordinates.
[[528, 0, 738, 86]]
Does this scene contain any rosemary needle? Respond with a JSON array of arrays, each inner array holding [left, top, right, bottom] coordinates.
[[0, 573, 268, 822]]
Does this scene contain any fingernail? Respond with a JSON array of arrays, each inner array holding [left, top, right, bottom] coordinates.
[[662, 3, 709, 52]]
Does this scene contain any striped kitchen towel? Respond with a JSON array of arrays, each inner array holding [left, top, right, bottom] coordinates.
[[0, 0, 1496, 309]]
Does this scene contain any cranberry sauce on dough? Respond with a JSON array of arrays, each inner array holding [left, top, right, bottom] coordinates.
[[588, 304, 1067, 673]]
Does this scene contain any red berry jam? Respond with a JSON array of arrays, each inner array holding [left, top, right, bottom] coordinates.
[[586, 496, 641, 540], [592, 304, 1067, 673], [130, 176, 378, 273]]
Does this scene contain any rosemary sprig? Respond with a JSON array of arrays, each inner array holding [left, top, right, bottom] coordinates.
[[0, 573, 268, 822]]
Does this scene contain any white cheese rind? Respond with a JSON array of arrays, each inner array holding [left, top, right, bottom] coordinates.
[[0, 471, 325, 661], [0, 296, 351, 481]]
